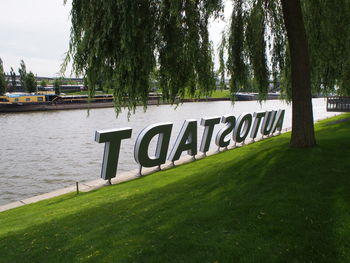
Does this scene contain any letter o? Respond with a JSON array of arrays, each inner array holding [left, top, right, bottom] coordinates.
[[234, 113, 253, 143]]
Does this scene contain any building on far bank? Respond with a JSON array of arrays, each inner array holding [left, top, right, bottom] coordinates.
[[4, 75, 85, 92]]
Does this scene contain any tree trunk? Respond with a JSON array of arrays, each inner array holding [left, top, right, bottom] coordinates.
[[281, 0, 316, 148]]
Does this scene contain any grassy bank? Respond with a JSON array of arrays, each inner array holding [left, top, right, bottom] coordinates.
[[1, 114, 350, 262]]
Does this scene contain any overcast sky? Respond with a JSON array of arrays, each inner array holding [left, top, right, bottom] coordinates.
[[0, 0, 232, 77]]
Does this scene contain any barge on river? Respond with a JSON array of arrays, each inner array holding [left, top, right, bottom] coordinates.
[[0, 92, 281, 113], [0, 93, 125, 112]]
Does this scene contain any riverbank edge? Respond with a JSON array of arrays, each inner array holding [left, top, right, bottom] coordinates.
[[0, 126, 292, 213], [0, 97, 232, 113]]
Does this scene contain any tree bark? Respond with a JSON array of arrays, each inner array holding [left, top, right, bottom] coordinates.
[[281, 0, 316, 148]]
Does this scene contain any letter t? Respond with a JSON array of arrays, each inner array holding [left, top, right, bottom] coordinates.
[[95, 128, 132, 180]]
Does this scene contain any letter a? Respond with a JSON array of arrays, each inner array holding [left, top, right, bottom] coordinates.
[[168, 120, 197, 162]]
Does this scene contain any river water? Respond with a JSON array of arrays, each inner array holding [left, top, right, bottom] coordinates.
[[0, 98, 338, 205]]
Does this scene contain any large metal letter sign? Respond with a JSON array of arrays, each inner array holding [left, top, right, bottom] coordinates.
[[215, 115, 236, 148], [250, 111, 265, 139], [168, 119, 197, 162], [234, 113, 253, 143], [95, 128, 132, 180], [134, 123, 173, 167], [199, 117, 221, 153], [261, 110, 277, 136], [272, 109, 285, 133], [95, 108, 286, 181]]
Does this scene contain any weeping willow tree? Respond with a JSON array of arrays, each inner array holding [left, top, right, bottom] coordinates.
[[65, 0, 350, 148], [303, 0, 350, 96], [64, 0, 221, 114]]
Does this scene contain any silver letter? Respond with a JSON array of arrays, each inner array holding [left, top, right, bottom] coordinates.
[[134, 123, 173, 167], [272, 109, 285, 133], [261, 110, 277, 136], [199, 116, 221, 153], [215, 115, 236, 148], [95, 128, 132, 180], [234, 113, 253, 143], [168, 119, 197, 162], [250, 111, 265, 139]]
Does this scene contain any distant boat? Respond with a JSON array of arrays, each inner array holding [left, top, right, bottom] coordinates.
[[267, 92, 280, 100], [233, 92, 280, 101], [0, 93, 162, 113], [234, 92, 257, 101]]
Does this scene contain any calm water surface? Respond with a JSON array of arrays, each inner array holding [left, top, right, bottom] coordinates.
[[0, 99, 338, 205]]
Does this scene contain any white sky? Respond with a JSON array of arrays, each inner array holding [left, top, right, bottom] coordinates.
[[0, 0, 232, 77]]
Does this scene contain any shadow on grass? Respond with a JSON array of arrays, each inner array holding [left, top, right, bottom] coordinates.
[[1, 119, 350, 262]]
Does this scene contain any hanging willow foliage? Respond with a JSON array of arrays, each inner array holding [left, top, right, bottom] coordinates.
[[65, 0, 350, 115], [303, 0, 350, 96], [219, 0, 288, 100], [64, 0, 223, 115], [226, 0, 248, 94], [218, 0, 350, 99]]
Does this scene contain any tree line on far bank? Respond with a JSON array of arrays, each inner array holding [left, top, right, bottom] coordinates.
[[0, 59, 37, 95], [0, 59, 80, 96]]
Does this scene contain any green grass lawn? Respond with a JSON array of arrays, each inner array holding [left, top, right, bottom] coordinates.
[[183, 89, 231, 99], [209, 89, 231, 98], [1, 114, 350, 262]]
